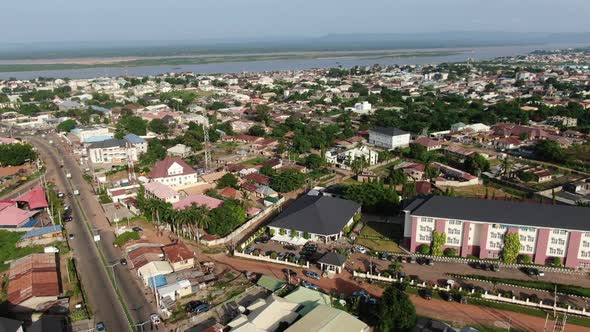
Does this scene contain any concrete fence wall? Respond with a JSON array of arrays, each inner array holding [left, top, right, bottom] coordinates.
[[234, 251, 309, 268], [201, 197, 286, 247]]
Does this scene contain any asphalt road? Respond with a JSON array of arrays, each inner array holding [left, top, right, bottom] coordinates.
[[27, 136, 134, 332], [31, 134, 157, 329]]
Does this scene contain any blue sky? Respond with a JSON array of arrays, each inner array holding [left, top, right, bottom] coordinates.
[[1, 0, 589, 43]]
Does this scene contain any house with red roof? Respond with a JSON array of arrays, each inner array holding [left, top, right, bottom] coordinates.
[[413, 137, 443, 151], [149, 157, 201, 189], [0, 202, 40, 228], [244, 173, 272, 186], [162, 242, 195, 272], [144, 181, 180, 203], [7, 253, 60, 311], [15, 185, 48, 210], [220, 187, 242, 200]]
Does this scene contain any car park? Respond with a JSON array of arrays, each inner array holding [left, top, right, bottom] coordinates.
[[301, 280, 319, 291], [304, 271, 321, 280]]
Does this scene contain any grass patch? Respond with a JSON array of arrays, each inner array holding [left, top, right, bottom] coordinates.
[[451, 274, 590, 298], [0, 230, 44, 271], [240, 157, 266, 166], [355, 222, 404, 253], [113, 231, 140, 247]]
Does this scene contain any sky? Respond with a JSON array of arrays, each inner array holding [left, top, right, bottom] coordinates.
[[1, 0, 589, 44]]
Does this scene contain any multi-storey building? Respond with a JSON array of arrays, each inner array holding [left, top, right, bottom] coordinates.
[[403, 196, 590, 268], [88, 139, 138, 164], [368, 127, 410, 150]]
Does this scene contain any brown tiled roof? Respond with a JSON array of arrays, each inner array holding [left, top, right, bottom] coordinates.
[[244, 173, 271, 185], [162, 242, 194, 263], [127, 246, 164, 269], [220, 187, 241, 200], [7, 253, 59, 306], [149, 157, 196, 179]]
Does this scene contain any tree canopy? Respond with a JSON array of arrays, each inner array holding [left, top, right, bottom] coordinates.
[[116, 114, 147, 137], [463, 153, 490, 175], [208, 200, 246, 236], [56, 119, 77, 133], [344, 180, 400, 215], [0, 143, 36, 166], [271, 169, 305, 193], [148, 118, 170, 135], [378, 284, 417, 332], [217, 173, 238, 189]]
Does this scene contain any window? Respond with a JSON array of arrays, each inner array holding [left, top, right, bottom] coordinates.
[[528, 236, 535, 242], [551, 238, 557, 245], [581, 251, 590, 258], [422, 217, 434, 223], [520, 245, 525, 251], [549, 248, 556, 255], [583, 241, 590, 248], [556, 248, 564, 256], [558, 239, 565, 246], [520, 235, 526, 242]]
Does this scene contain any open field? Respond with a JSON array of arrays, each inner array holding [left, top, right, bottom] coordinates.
[[0, 230, 44, 271], [355, 222, 404, 253]]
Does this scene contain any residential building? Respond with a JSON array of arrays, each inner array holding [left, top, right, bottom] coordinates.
[[167, 144, 192, 158], [88, 139, 138, 164], [413, 137, 443, 151], [368, 127, 410, 150], [149, 157, 201, 189], [326, 146, 378, 168], [0, 202, 40, 228], [268, 194, 360, 244], [403, 196, 590, 268], [144, 181, 180, 203], [71, 126, 112, 143], [7, 253, 60, 311], [172, 194, 223, 211], [18, 225, 63, 247], [547, 116, 578, 128], [123, 133, 148, 154], [285, 305, 369, 332], [161, 242, 195, 272]]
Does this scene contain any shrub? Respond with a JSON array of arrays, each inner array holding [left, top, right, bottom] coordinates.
[[549, 256, 562, 267], [279, 228, 286, 236], [517, 254, 532, 264], [303, 231, 310, 239], [269, 228, 275, 236], [270, 252, 278, 259], [418, 244, 431, 255], [444, 248, 458, 257], [113, 231, 140, 247]]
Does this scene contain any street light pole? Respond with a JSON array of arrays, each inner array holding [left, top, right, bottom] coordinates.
[[105, 262, 120, 290], [132, 320, 150, 332]]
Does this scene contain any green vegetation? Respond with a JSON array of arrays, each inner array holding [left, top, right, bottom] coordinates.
[[115, 113, 147, 137], [0, 143, 36, 166], [355, 222, 404, 253], [208, 200, 246, 236], [344, 180, 400, 215], [240, 157, 266, 166], [113, 231, 140, 247], [451, 274, 590, 298], [67, 258, 82, 297], [217, 173, 238, 189], [378, 284, 417, 332], [501, 232, 520, 264], [56, 119, 77, 133], [0, 230, 43, 271], [270, 169, 306, 193], [431, 231, 446, 256]]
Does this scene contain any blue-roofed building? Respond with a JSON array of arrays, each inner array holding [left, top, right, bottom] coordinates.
[[71, 126, 112, 143], [90, 105, 112, 116], [124, 133, 148, 153], [148, 274, 168, 289], [18, 225, 63, 247], [84, 135, 114, 143]]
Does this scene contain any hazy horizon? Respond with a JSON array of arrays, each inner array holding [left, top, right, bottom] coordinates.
[[2, 0, 589, 44]]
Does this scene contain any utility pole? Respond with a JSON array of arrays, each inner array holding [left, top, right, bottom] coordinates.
[[105, 262, 120, 290], [203, 123, 211, 172], [132, 321, 150, 332]]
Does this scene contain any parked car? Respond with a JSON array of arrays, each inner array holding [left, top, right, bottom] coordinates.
[[441, 291, 454, 302], [194, 303, 210, 314], [150, 314, 161, 325], [365, 297, 378, 305], [244, 247, 255, 255], [64, 215, 73, 222], [282, 269, 297, 277], [283, 244, 297, 251], [95, 322, 106, 331], [304, 271, 321, 280], [57, 192, 65, 198], [354, 246, 368, 254], [132, 227, 143, 232], [120, 258, 127, 266], [491, 264, 500, 272], [277, 253, 287, 260], [68, 234, 75, 240], [426, 258, 434, 266], [380, 252, 389, 261], [407, 256, 417, 264], [525, 267, 543, 277], [420, 288, 433, 300], [255, 236, 270, 244], [185, 300, 205, 312], [470, 262, 481, 269], [537, 270, 545, 277], [352, 289, 369, 298], [456, 294, 468, 304], [301, 280, 319, 291]]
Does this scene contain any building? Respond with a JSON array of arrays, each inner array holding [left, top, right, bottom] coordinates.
[[88, 139, 138, 164], [161, 242, 195, 272], [368, 127, 410, 150], [124, 133, 148, 154], [227, 295, 300, 332], [285, 305, 369, 332], [18, 225, 63, 247], [143, 181, 180, 204], [7, 253, 60, 311], [167, 144, 192, 158], [326, 146, 378, 169], [127, 246, 174, 286], [71, 126, 112, 143], [403, 196, 590, 268], [349, 101, 372, 114], [547, 116, 578, 128], [413, 137, 443, 151], [149, 157, 201, 189], [268, 194, 360, 244], [0, 202, 40, 228], [172, 194, 223, 211]]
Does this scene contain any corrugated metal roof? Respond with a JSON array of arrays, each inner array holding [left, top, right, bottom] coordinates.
[[21, 225, 62, 240]]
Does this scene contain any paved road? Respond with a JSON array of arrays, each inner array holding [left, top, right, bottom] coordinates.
[[35, 134, 157, 328], [27, 136, 132, 332]]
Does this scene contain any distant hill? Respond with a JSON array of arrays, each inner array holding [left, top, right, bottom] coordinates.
[[2, 31, 590, 60]]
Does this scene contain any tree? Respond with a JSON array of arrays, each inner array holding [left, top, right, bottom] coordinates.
[[500, 157, 513, 178], [305, 153, 324, 170], [377, 284, 417, 332], [0, 143, 37, 166], [431, 231, 446, 256], [387, 168, 407, 188], [344, 181, 400, 215], [217, 173, 238, 189], [502, 232, 520, 264], [0, 93, 9, 104], [116, 115, 147, 137], [248, 125, 266, 137], [148, 118, 169, 135], [444, 248, 458, 257], [549, 256, 562, 267], [517, 254, 532, 264], [271, 169, 305, 193], [56, 119, 77, 133], [535, 140, 568, 163], [208, 200, 246, 236], [259, 165, 277, 177], [464, 153, 490, 176], [350, 156, 366, 177]]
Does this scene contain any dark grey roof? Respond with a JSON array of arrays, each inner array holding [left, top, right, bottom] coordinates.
[[370, 126, 409, 137], [407, 196, 590, 231], [269, 195, 360, 235], [88, 138, 127, 149], [318, 252, 347, 267]]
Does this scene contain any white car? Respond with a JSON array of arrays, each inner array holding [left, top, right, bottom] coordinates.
[[150, 313, 161, 325], [354, 246, 368, 254]]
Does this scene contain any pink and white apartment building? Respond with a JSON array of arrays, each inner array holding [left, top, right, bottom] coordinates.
[[403, 196, 590, 268]]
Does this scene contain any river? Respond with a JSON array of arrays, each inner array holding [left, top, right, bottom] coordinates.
[[0, 44, 583, 80]]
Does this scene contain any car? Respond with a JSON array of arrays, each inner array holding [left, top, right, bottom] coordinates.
[[185, 300, 206, 313], [283, 244, 297, 251], [365, 297, 378, 305], [426, 258, 434, 266], [481, 263, 491, 271], [120, 258, 127, 265], [525, 267, 542, 276], [354, 246, 368, 254], [301, 280, 319, 291], [491, 264, 500, 272], [63, 205, 70, 211], [352, 289, 369, 298], [132, 227, 143, 232], [68, 234, 75, 240], [456, 295, 468, 304], [277, 253, 287, 260], [407, 257, 417, 264], [244, 247, 255, 255], [95, 322, 106, 331], [57, 192, 65, 198], [282, 268, 297, 277], [150, 313, 161, 325], [417, 257, 429, 265], [194, 303, 210, 314], [471, 262, 482, 269], [265, 250, 276, 257], [380, 252, 389, 261], [537, 270, 545, 277], [64, 215, 73, 222], [255, 236, 270, 244], [441, 291, 454, 302], [304, 271, 321, 280], [420, 288, 433, 300]]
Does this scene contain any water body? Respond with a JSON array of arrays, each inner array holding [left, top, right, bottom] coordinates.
[[0, 44, 581, 80]]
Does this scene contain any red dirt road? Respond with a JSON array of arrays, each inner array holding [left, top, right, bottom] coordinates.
[[209, 254, 589, 332]]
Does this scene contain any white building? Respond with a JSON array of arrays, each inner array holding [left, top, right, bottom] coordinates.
[[326, 146, 378, 168], [71, 126, 112, 143], [88, 139, 138, 164], [368, 127, 410, 150], [352, 101, 372, 114], [149, 157, 201, 189]]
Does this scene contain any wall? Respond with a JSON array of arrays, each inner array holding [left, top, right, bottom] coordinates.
[[234, 251, 309, 268]]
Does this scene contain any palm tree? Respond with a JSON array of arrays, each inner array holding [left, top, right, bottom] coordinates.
[[350, 157, 366, 177], [422, 152, 437, 181], [500, 157, 512, 178], [387, 167, 407, 188]]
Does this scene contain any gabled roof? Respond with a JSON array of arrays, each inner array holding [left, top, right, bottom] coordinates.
[[162, 242, 194, 263], [7, 253, 59, 306], [285, 305, 368, 332], [318, 252, 347, 267], [124, 133, 145, 144], [88, 138, 127, 149], [269, 195, 360, 236], [144, 181, 178, 200], [20, 225, 62, 240], [172, 194, 223, 210], [15, 185, 48, 209], [149, 157, 196, 179], [244, 173, 271, 185]]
